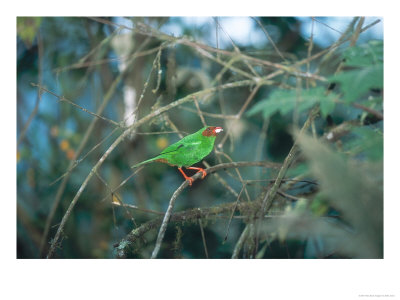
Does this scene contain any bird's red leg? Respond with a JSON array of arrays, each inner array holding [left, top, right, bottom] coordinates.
[[178, 167, 194, 186], [186, 167, 207, 179]]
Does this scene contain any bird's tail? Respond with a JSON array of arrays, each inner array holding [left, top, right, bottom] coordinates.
[[131, 156, 160, 169]]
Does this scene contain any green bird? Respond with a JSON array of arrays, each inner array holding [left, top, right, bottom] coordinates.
[[131, 126, 223, 186]]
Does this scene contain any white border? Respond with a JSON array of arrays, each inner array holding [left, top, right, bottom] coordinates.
[[3, 0, 399, 299]]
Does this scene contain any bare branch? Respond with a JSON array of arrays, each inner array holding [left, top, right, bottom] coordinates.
[[31, 83, 122, 127], [252, 17, 286, 61], [17, 32, 44, 148], [198, 219, 209, 259]]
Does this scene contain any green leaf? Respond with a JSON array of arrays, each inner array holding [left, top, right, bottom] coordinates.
[[344, 126, 383, 161], [247, 87, 336, 119], [310, 194, 329, 217], [246, 94, 282, 119], [330, 64, 383, 103], [343, 40, 383, 67], [17, 17, 42, 48], [319, 93, 337, 117], [329, 40, 383, 103]]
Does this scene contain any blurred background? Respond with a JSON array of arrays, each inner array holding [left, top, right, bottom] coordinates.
[[17, 17, 383, 258]]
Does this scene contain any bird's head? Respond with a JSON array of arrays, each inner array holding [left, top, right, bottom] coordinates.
[[201, 126, 223, 137]]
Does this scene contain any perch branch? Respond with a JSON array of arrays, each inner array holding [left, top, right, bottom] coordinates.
[[149, 161, 280, 259]]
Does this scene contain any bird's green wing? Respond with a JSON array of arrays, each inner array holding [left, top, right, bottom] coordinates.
[[160, 142, 185, 155], [160, 138, 201, 155]]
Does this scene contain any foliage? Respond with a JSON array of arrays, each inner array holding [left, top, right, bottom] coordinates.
[[247, 87, 338, 119], [17, 17, 42, 48], [247, 40, 383, 119], [330, 40, 383, 103], [344, 126, 383, 161]]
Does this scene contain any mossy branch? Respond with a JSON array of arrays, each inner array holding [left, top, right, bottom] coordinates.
[[114, 166, 273, 259]]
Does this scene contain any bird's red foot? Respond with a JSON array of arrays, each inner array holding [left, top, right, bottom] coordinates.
[[178, 167, 194, 186], [187, 167, 207, 179], [185, 177, 194, 186]]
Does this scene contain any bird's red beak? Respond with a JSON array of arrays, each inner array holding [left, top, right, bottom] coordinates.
[[214, 127, 223, 134]]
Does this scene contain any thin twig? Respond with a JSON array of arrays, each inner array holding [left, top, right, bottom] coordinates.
[[232, 225, 249, 258], [213, 17, 259, 78], [112, 202, 165, 215], [351, 102, 383, 120], [54, 43, 170, 73], [94, 170, 138, 227], [17, 90, 43, 148], [236, 83, 261, 118], [215, 151, 252, 202], [31, 83, 122, 128], [223, 184, 245, 242], [49, 127, 121, 186], [255, 117, 270, 176], [193, 97, 207, 127], [53, 26, 123, 73], [332, 99, 384, 121], [252, 17, 286, 61], [179, 106, 238, 120], [198, 219, 209, 258], [277, 190, 300, 201], [17, 31, 44, 148], [312, 17, 343, 35], [98, 167, 144, 203], [202, 160, 239, 198], [197, 48, 254, 82], [127, 42, 169, 125], [218, 83, 261, 148], [296, 18, 381, 68], [306, 18, 315, 89], [350, 17, 365, 47], [162, 114, 185, 139]]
